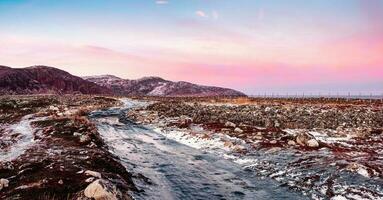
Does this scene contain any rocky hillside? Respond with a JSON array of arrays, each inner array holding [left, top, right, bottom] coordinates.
[[0, 66, 111, 95], [84, 75, 246, 97]]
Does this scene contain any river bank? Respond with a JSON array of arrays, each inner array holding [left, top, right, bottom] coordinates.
[[1, 96, 382, 199], [0, 95, 136, 199], [127, 97, 383, 200]]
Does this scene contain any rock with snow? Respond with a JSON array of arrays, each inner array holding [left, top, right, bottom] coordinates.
[[85, 170, 102, 179]]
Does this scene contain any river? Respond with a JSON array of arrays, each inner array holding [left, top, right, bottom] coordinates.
[[89, 99, 307, 200]]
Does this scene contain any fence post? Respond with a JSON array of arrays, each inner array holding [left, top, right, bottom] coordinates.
[[370, 93, 373, 103]]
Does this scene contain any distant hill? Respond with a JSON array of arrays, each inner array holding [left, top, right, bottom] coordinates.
[[84, 75, 246, 97], [0, 65, 246, 96], [0, 65, 112, 95]]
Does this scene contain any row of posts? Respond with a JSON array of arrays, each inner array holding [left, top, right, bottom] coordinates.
[[250, 92, 383, 103]]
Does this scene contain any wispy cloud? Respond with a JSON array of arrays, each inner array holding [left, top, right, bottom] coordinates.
[[195, 10, 208, 18], [195, 10, 219, 20], [155, 0, 168, 5]]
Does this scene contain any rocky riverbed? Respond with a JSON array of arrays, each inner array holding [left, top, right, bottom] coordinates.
[[126, 97, 383, 200], [1, 96, 382, 200], [0, 95, 136, 199]]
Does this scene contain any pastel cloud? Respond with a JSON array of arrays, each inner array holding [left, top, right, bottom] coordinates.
[[195, 10, 219, 20], [195, 10, 208, 18], [155, 0, 168, 5]]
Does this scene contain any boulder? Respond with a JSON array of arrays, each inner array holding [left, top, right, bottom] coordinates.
[[287, 140, 296, 146], [253, 135, 263, 140], [225, 121, 236, 128], [73, 132, 82, 137], [49, 106, 59, 111], [296, 132, 319, 148], [266, 147, 282, 154], [307, 139, 319, 148], [234, 127, 243, 133], [80, 135, 91, 143], [84, 179, 118, 200], [346, 163, 370, 178], [179, 115, 193, 128], [0, 178, 9, 191]]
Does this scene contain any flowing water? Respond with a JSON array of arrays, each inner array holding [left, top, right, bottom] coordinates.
[[90, 100, 307, 200]]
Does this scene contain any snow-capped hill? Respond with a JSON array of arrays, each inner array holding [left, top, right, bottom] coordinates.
[[84, 75, 246, 97]]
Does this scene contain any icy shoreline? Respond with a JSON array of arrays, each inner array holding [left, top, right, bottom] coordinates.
[[126, 99, 383, 200], [0, 115, 45, 161]]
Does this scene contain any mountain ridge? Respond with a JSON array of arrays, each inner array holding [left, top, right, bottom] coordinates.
[[0, 65, 112, 95], [0, 65, 246, 96], [84, 75, 247, 97]]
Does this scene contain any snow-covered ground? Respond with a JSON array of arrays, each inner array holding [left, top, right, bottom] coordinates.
[[0, 115, 44, 161], [150, 125, 383, 200]]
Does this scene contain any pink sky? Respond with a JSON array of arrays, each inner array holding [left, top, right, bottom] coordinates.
[[0, 0, 382, 94]]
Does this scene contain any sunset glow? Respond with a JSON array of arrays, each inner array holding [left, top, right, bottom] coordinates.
[[1, 0, 382, 94]]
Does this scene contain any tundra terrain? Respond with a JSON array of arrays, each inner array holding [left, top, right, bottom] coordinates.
[[1, 96, 382, 200]]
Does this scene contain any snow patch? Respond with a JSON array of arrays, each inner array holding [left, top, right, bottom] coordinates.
[[153, 128, 232, 153], [148, 82, 167, 96], [0, 115, 44, 161]]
